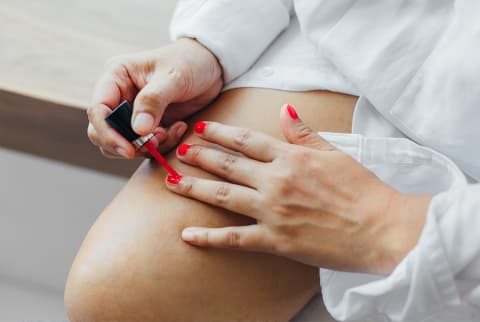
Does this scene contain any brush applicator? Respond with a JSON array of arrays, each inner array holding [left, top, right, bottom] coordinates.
[[105, 100, 181, 181]]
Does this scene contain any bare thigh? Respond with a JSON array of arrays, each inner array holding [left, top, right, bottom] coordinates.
[[65, 88, 357, 322]]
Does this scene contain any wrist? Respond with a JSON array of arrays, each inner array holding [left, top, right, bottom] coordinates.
[[373, 191, 433, 275], [177, 37, 224, 84]]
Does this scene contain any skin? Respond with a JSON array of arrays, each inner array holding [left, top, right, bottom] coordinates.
[[167, 105, 433, 275], [67, 88, 358, 322], [87, 38, 223, 158], [76, 38, 432, 321]]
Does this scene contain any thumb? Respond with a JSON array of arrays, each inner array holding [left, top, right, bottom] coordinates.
[[132, 71, 183, 135], [280, 104, 334, 150]]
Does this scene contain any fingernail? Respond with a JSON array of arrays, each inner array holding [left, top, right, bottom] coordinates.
[[167, 174, 182, 185], [194, 121, 207, 134], [133, 113, 154, 133], [177, 143, 190, 156], [286, 104, 298, 120], [182, 228, 197, 241], [115, 147, 129, 158]]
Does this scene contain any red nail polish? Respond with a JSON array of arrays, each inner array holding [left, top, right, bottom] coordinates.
[[286, 104, 298, 120], [194, 121, 206, 134], [167, 174, 182, 185], [177, 143, 190, 156]]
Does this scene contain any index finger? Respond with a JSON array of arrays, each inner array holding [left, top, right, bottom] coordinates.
[[88, 66, 139, 154], [86, 104, 136, 158], [91, 64, 138, 110], [193, 122, 280, 162]]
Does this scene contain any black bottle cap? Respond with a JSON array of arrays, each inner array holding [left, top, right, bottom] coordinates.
[[105, 100, 140, 142]]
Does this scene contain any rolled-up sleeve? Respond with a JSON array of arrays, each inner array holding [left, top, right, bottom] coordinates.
[[170, 0, 293, 83], [319, 131, 480, 322], [326, 184, 480, 322], [301, 0, 480, 181], [429, 185, 480, 283]]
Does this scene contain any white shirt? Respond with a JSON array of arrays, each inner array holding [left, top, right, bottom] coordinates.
[[170, 1, 480, 321]]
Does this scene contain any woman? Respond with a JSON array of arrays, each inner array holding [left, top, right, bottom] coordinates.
[[67, 1, 480, 321]]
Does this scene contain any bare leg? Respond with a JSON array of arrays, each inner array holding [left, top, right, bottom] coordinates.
[[65, 88, 356, 322]]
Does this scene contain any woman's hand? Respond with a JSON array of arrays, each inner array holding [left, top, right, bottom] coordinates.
[[166, 104, 432, 275], [87, 38, 223, 159]]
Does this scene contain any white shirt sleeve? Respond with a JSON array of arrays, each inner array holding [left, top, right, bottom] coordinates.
[[320, 131, 480, 322], [430, 184, 480, 283], [305, 3, 480, 315], [169, 0, 293, 83], [301, 1, 480, 181]]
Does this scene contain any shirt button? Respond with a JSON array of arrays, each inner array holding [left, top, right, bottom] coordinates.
[[261, 67, 274, 77]]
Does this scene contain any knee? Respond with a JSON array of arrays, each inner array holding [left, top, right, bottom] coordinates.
[[62, 205, 173, 322], [63, 162, 318, 322], [64, 266, 103, 322], [64, 255, 140, 322], [63, 221, 180, 322], [64, 273, 103, 322], [64, 240, 173, 322]]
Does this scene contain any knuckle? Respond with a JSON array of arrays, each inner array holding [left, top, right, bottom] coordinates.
[[294, 124, 314, 143], [167, 66, 183, 82], [214, 183, 230, 205], [100, 148, 113, 159], [137, 90, 162, 107], [104, 55, 129, 72], [86, 105, 98, 121], [167, 66, 191, 95], [219, 153, 237, 175], [87, 104, 109, 123], [226, 230, 241, 248], [87, 124, 98, 142], [233, 128, 252, 149], [103, 136, 117, 149], [274, 182, 291, 200], [269, 170, 294, 197], [270, 203, 292, 221]]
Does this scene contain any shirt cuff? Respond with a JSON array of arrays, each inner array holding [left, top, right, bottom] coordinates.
[[317, 132, 470, 321], [169, 0, 291, 83]]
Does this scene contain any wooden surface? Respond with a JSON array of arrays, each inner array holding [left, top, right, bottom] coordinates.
[[0, 0, 177, 176], [0, 89, 141, 176]]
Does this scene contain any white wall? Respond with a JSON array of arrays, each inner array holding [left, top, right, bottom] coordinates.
[[0, 147, 126, 320]]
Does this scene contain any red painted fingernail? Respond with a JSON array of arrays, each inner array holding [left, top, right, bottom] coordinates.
[[177, 143, 190, 156], [194, 121, 207, 134], [286, 104, 298, 120], [167, 174, 182, 185]]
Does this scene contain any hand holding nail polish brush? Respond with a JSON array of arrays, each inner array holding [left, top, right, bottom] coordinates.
[[105, 100, 182, 182]]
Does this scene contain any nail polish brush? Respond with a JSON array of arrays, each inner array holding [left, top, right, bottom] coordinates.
[[105, 100, 181, 181]]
